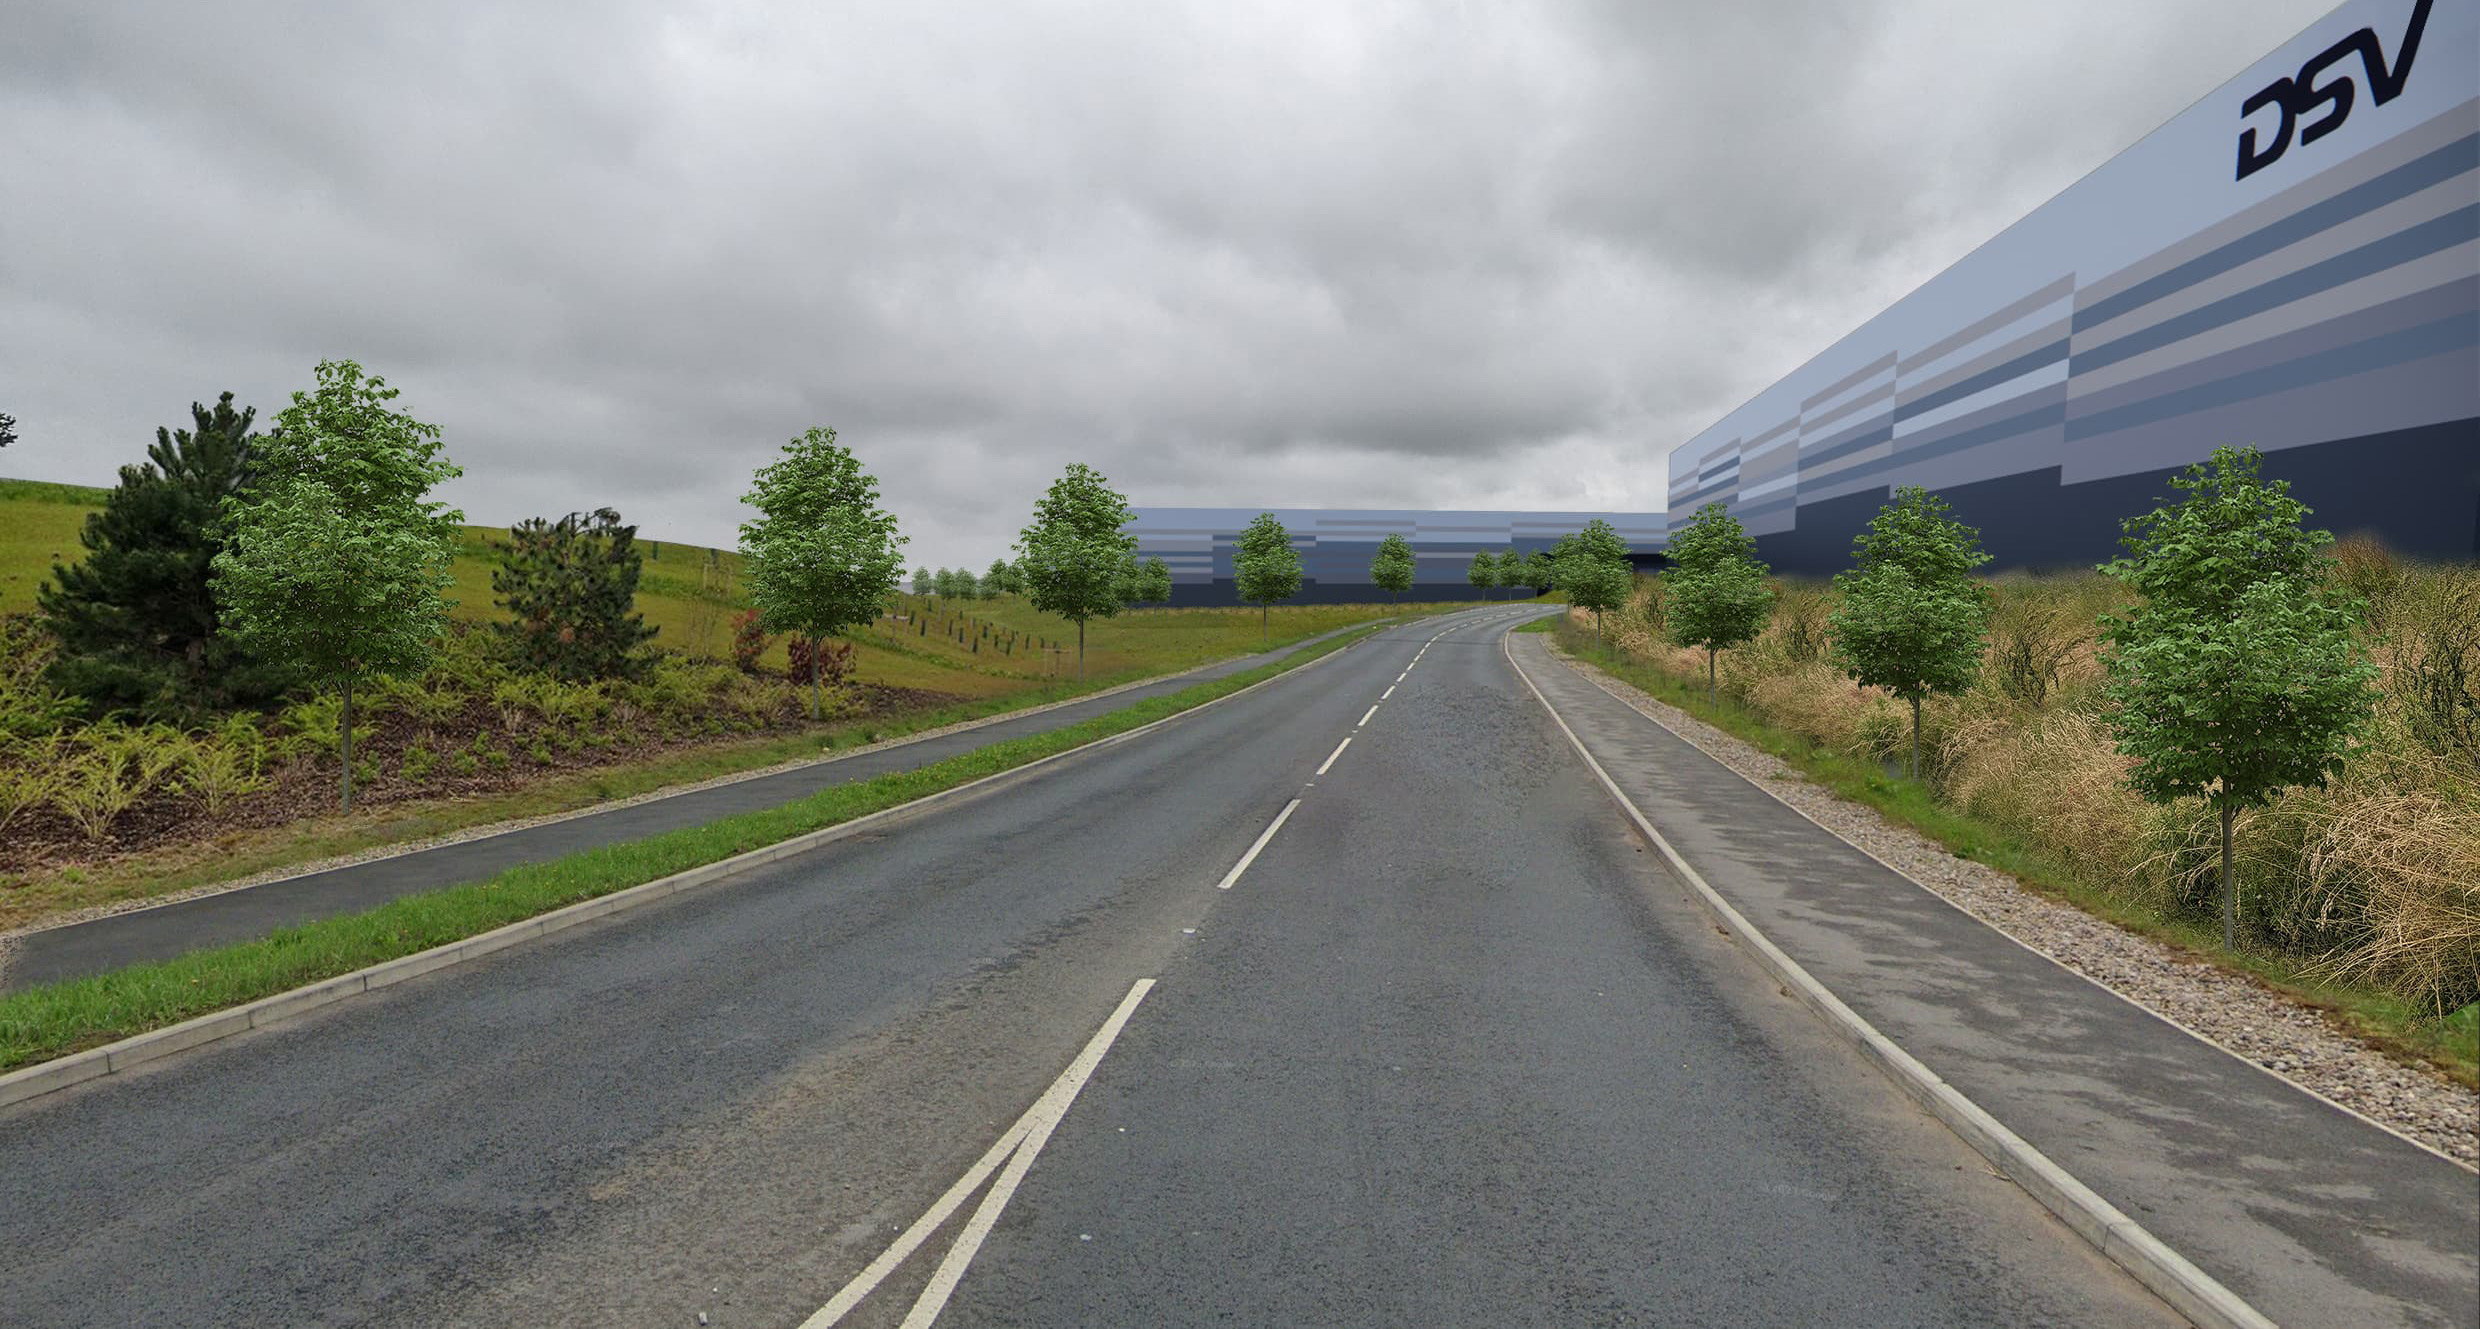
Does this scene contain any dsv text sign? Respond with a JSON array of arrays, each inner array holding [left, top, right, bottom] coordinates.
[[2237, 0, 2433, 180]]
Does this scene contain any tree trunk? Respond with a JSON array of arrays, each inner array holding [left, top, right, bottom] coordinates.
[[1909, 694, 1921, 780], [809, 636, 822, 719], [339, 675, 354, 813], [1707, 646, 1717, 705], [1261, 603, 1269, 645], [2220, 803, 2236, 951], [1077, 619, 1086, 682]]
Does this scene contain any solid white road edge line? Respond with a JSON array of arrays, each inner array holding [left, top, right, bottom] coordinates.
[[802, 978, 1157, 1329], [1316, 736, 1354, 776], [1502, 630, 2278, 1329], [1358, 705, 1379, 727], [1216, 800, 1302, 890], [895, 979, 1158, 1329]]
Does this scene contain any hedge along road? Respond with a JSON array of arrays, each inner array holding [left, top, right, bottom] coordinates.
[[0, 605, 2184, 1329], [2, 616, 1404, 993]]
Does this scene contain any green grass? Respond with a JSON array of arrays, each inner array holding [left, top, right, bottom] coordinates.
[[1550, 622, 2479, 1088], [0, 621, 1392, 1072]]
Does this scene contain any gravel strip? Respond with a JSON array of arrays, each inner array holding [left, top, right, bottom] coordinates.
[[3, 668, 1191, 942], [1549, 643, 2480, 1170]]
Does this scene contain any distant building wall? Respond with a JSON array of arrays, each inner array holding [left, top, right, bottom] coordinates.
[[1125, 508, 1666, 605], [1666, 0, 2478, 571]]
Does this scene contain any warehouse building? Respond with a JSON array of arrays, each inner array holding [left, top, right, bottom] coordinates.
[[1124, 508, 1665, 605]]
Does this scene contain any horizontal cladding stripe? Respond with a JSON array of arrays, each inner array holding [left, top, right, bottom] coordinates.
[[1895, 337, 2070, 424], [1674, 475, 1738, 508], [2066, 311, 2479, 442], [1900, 275, 2078, 376], [1799, 350, 1897, 414], [1803, 407, 1892, 457], [1800, 422, 1896, 472], [2073, 205, 2480, 376], [2071, 276, 2476, 421], [1745, 417, 1798, 452], [1886, 393, 2069, 475], [1731, 494, 1798, 521], [2073, 132, 2478, 333], [1901, 359, 2069, 439], [1698, 452, 1741, 482], [1803, 379, 1895, 435], [1899, 311, 2072, 408]]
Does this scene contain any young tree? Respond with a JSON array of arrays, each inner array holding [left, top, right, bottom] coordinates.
[[911, 566, 932, 596], [1555, 520, 1634, 641], [738, 426, 907, 718], [1496, 549, 1529, 599], [1663, 502, 1775, 703], [213, 361, 463, 811], [1467, 551, 1496, 600], [2099, 446, 2375, 950], [1139, 555, 1173, 605], [1017, 462, 1135, 680], [40, 392, 292, 717], [0, 410, 15, 449], [1524, 549, 1556, 596], [1370, 533, 1416, 602], [987, 558, 1013, 597], [491, 507, 658, 681], [1234, 512, 1303, 640], [1116, 554, 1173, 608], [1827, 486, 1991, 780]]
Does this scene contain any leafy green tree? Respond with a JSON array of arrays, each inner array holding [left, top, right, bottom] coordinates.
[[213, 361, 463, 810], [911, 566, 932, 596], [2099, 446, 2376, 950], [0, 410, 15, 449], [1234, 512, 1303, 639], [1370, 533, 1417, 602], [1490, 549, 1521, 599], [1555, 520, 1634, 641], [1663, 503, 1774, 702], [738, 426, 907, 718], [1116, 554, 1173, 607], [491, 507, 658, 681], [1827, 487, 1991, 780], [1467, 551, 1496, 599], [39, 392, 293, 717], [1017, 462, 1135, 680], [987, 558, 1013, 597], [1523, 549, 1556, 597]]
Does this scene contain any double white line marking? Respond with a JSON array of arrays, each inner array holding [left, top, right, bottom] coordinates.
[[802, 980, 1158, 1328]]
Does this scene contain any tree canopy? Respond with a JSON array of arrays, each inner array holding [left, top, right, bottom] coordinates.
[[1370, 533, 1416, 601], [1233, 512, 1302, 631], [1662, 503, 1773, 701], [1017, 462, 1136, 678], [1826, 487, 1989, 778]]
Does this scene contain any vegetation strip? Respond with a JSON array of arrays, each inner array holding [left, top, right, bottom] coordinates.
[[0, 622, 1391, 1081], [1548, 621, 2477, 1086]]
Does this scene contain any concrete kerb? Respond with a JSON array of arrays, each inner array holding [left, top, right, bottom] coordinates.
[[1503, 631, 2279, 1329], [0, 618, 1405, 1114], [1544, 637, 2478, 1177]]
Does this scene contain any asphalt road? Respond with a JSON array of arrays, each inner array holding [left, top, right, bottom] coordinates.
[[0, 605, 2181, 1328]]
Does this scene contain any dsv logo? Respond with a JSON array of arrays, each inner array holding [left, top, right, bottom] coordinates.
[[2236, 0, 2433, 180]]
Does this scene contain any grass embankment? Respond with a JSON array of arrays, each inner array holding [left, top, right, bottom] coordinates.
[[0, 622, 1387, 1073], [1548, 613, 2477, 1087]]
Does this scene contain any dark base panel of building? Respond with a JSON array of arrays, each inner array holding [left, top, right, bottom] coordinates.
[[1159, 582, 1552, 608], [1755, 418, 2480, 577]]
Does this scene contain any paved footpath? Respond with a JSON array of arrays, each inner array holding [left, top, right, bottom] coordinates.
[[1508, 630, 2480, 1329], [2, 623, 1382, 992]]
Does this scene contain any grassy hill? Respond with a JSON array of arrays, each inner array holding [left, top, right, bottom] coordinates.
[[2, 476, 1455, 699]]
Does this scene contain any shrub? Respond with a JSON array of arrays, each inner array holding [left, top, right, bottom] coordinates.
[[490, 507, 659, 681], [785, 636, 856, 688], [731, 610, 769, 673], [54, 722, 187, 842], [181, 715, 273, 816]]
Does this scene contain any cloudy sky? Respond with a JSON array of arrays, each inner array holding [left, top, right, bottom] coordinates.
[[2, 0, 2335, 567]]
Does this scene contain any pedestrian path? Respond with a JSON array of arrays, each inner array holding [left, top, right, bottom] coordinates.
[[1509, 631, 2478, 1329], [3, 623, 1387, 992]]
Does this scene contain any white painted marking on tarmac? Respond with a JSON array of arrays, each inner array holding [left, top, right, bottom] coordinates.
[[1357, 704, 1379, 727], [798, 976, 1155, 1329], [1395, 671, 1407, 682], [893, 979, 1156, 1329], [1381, 685, 1395, 700], [1316, 735, 1353, 775], [1216, 799, 1301, 890]]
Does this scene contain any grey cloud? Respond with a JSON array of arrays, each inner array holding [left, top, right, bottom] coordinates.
[[1, 0, 2334, 567]]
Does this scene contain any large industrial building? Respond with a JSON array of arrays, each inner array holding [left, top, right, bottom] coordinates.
[[1134, 0, 2476, 601], [1666, 0, 2476, 572], [1125, 508, 1666, 606]]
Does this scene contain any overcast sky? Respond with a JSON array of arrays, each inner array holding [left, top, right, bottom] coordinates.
[[2, 0, 2336, 567]]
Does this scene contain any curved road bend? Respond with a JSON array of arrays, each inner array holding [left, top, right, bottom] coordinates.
[[0, 607, 2181, 1328]]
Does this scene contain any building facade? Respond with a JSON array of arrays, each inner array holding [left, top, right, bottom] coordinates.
[[1665, 0, 2478, 571], [1125, 508, 1666, 605]]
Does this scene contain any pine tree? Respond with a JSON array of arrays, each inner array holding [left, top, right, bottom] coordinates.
[[491, 508, 659, 680], [39, 392, 293, 717]]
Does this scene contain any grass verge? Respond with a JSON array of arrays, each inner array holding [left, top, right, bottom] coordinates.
[[1551, 624, 2479, 1088], [0, 622, 1392, 1073]]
